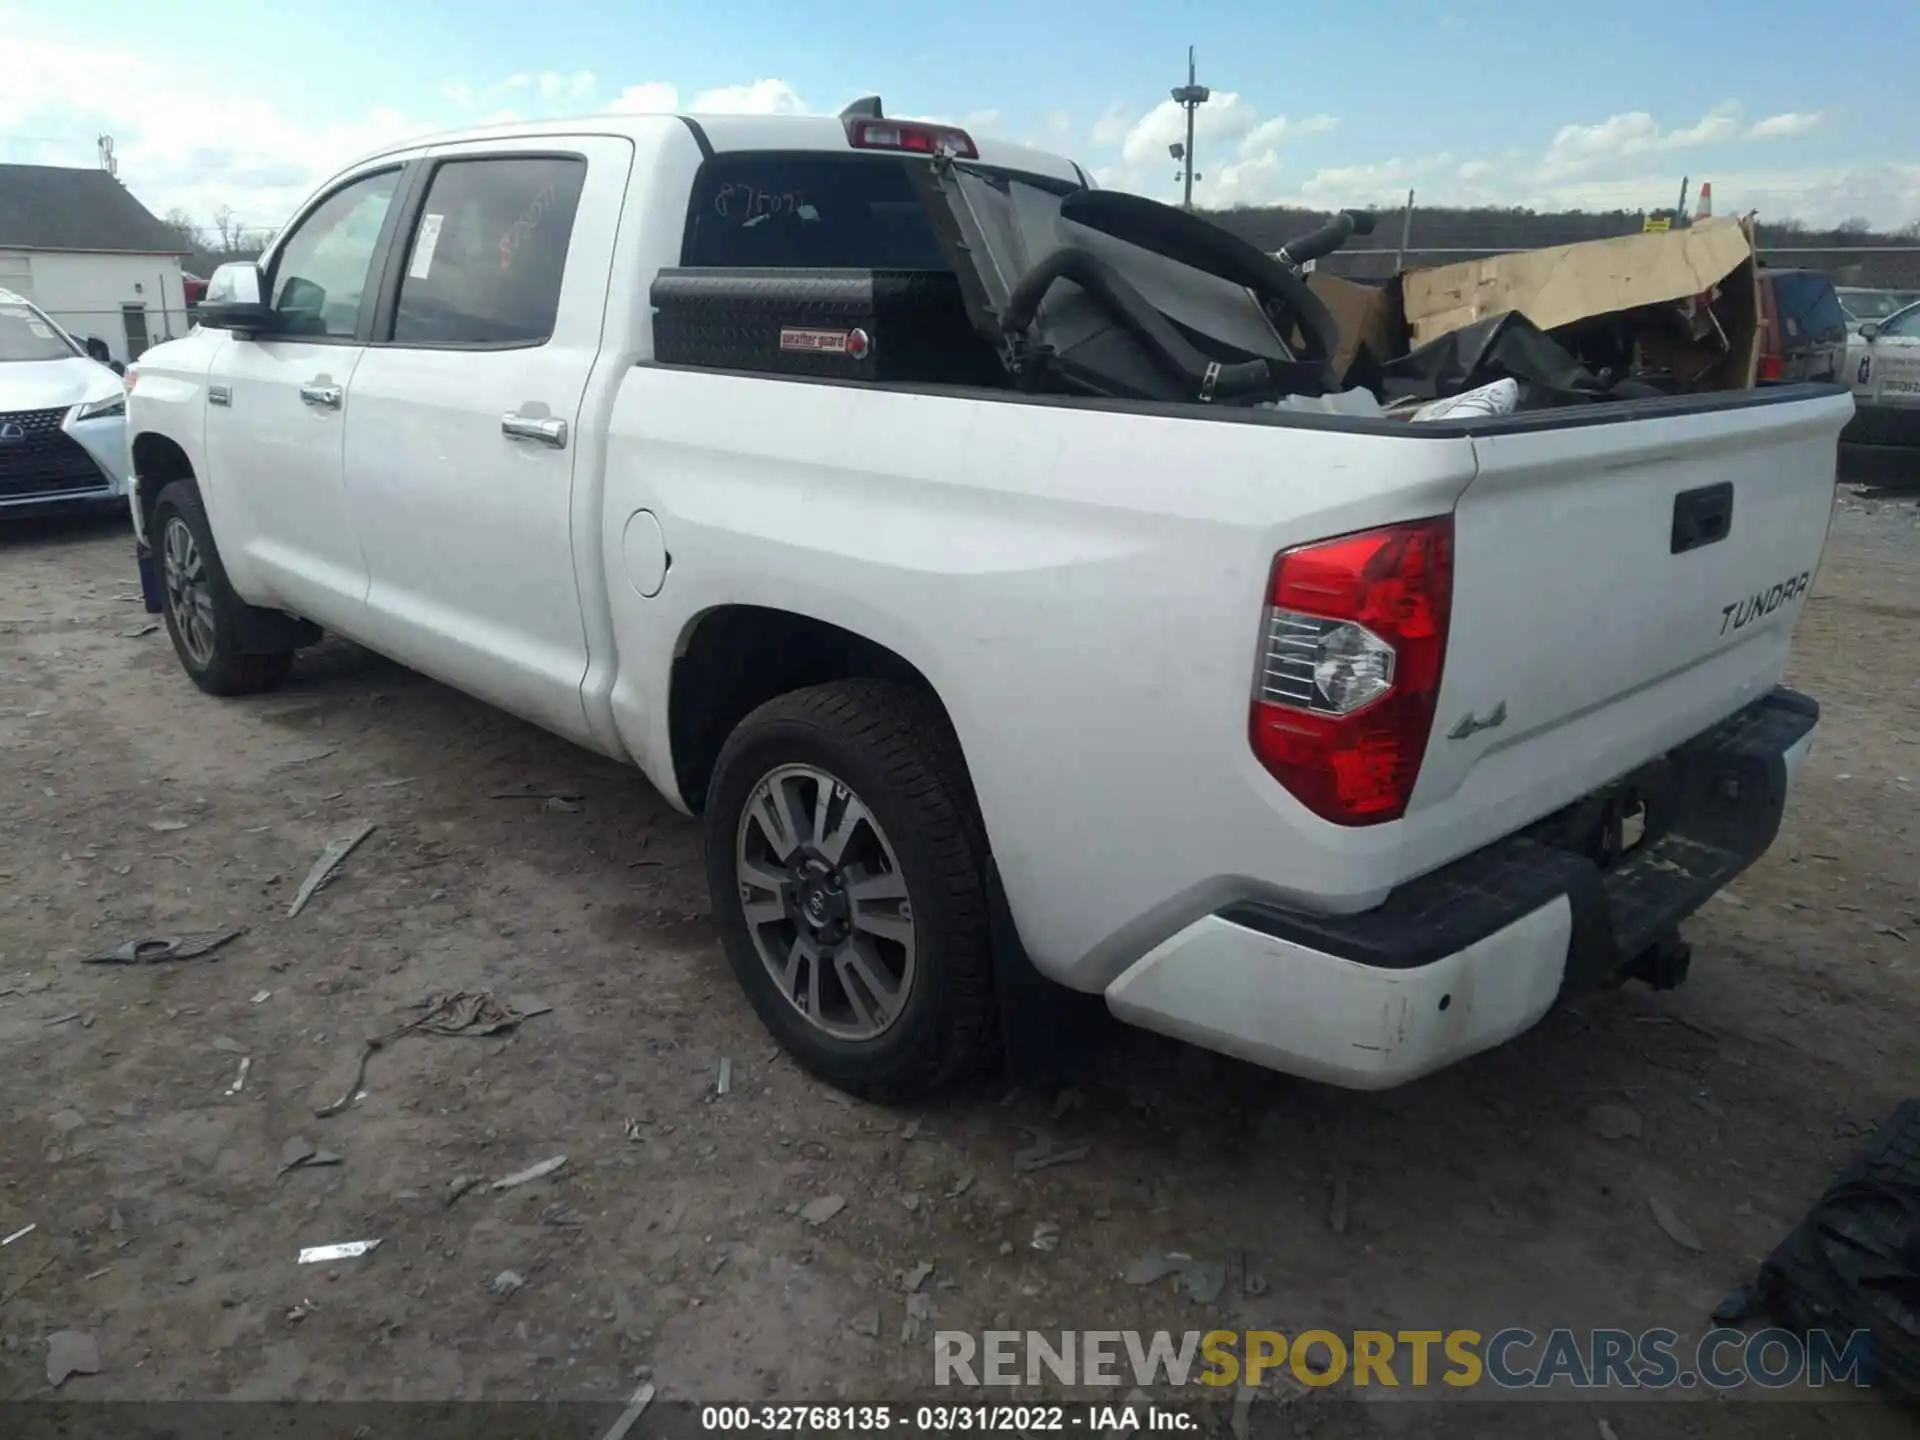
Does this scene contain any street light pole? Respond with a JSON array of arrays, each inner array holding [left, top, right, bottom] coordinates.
[[1169, 47, 1210, 212]]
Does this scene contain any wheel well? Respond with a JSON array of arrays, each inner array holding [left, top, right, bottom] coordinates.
[[132, 433, 195, 538], [669, 606, 960, 814]]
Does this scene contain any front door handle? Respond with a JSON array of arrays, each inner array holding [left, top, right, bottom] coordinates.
[[502, 413, 568, 449], [299, 382, 343, 410]]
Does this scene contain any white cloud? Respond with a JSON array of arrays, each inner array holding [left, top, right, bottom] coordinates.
[[1543, 102, 1743, 176], [1089, 104, 1134, 149], [0, 28, 439, 244], [0, 15, 1896, 246], [1088, 91, 1345, 206], [537, 70, 598, 103], [1077, 92, 1901, 228], [0, 18, 824, 238], [1749, 111, 1823, 140], [688, 79, 808, 115], [1292, 155, 1449, 204], [608, 82, 680, 114], [1115, 91, 1262, 171], [1241, 114, 1338, 153]]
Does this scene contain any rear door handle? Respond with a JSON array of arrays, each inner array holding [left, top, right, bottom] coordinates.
[[1672, 481, 1734, 554], [298, 382, 342, 410], [502, 413, 568, 449]]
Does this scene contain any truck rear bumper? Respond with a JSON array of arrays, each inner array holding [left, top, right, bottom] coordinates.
[[1104, 686, 1818, 1089]]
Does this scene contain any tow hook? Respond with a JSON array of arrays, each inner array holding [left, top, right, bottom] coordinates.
[[1624, 933, 1693, 991]]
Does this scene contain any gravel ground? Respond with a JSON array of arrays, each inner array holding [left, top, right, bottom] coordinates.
[[0, 479, 1915, 1438]]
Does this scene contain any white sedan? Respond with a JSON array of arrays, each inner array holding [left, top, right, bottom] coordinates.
[[1845, 299, 1920, 450], [0, 288, 132, 513]]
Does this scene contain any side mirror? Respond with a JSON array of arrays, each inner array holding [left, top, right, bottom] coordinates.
[[1859, 323, 1880, 342], [195, 261, 276, 334], [82, 335, 112, 365], [109, 360, 126, 377]]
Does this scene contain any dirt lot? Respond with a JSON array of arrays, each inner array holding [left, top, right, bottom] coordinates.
[[0, 480, 1915, 1437]]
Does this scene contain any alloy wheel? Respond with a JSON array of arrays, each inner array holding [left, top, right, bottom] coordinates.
[[733, 763, 916, 1041], [162, 515, 217, 668]]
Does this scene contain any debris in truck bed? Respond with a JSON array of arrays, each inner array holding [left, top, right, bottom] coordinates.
[[1398, 219, 1760, 393]]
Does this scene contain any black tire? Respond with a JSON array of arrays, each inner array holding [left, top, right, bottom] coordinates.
[[151, 480, 295, 697], [704, 680, 996, 1102]]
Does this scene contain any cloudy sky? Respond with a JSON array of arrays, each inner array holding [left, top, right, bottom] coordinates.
[[4, 0, 1915, 239]]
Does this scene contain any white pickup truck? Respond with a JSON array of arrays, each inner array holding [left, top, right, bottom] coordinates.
[[124, 106, 1850, 1100]]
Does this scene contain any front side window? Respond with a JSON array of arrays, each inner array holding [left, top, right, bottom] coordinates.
[[1879, 304, 1920, 340], [270, 169, 402, 339], [390, 156, 586, 347]]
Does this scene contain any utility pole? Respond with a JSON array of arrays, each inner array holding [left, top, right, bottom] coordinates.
[[1169, 48, 1210, 212]]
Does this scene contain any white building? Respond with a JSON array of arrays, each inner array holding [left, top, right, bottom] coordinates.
[[0, 164, 190, 365]]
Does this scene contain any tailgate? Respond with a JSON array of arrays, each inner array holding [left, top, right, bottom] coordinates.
[[1410, 387, 1851, 829]]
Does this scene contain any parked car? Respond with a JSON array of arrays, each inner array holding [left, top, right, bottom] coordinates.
[[1843, 298, 1920, 450], [1757, 268, 1849, 384], [124, 109, 1847, 1098], [0, 287, 131, 514], [1836, 285, 1920, 330]]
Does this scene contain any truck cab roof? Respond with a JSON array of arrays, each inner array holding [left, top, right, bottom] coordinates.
[[347, 110, 1088, 190]]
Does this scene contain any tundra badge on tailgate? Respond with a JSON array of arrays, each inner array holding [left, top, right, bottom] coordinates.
[[1720, 571, 1811, 636]]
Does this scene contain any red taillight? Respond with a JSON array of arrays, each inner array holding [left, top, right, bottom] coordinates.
[[1757, 352, 1784, 382], [1249, 517, 1454, 826], [844, 116, 978, 159]]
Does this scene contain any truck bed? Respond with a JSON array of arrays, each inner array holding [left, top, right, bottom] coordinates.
[[600, 361, 1850, 985]]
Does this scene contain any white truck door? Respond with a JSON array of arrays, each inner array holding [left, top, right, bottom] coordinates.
[[199, 165, 406, 632], [1863, 303, 1920, 409], [339, 137, 631, 746]]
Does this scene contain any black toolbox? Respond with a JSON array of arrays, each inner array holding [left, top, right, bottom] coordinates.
[[650, 267, 1003, 385]]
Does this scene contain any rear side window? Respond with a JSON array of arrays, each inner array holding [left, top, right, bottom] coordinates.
[[1768, 273, 1847, 346], [390, 156, 586, 346], [682, 155, 952, 270]]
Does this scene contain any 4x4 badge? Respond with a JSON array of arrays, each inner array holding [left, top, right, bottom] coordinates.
[[1449, 701, 1508, 740]]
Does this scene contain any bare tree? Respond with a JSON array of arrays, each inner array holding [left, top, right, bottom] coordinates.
[[212, 205, 249, 255], [161, 207, 207, 253]]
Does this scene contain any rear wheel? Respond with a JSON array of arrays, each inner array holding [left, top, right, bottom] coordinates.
[[153, 481, 295, 696], [704, 681, 995, 1101]]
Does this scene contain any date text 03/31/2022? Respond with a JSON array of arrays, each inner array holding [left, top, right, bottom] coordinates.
[[699, 1406, 1195, 1432]]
